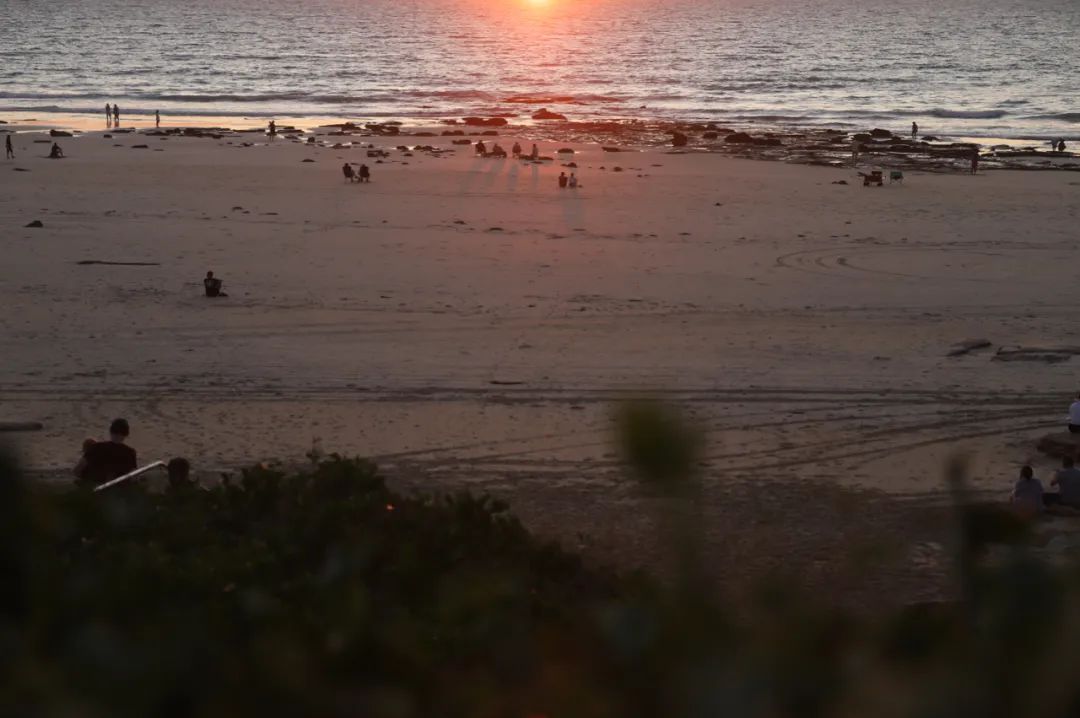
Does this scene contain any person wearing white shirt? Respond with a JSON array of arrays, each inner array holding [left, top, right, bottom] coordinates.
[[1069, 393, 1080, 433]]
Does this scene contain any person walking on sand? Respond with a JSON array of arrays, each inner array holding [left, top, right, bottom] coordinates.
[[155, 110, 160, 128], [5, 135, 13, 160], [911, 121, 918, 139]]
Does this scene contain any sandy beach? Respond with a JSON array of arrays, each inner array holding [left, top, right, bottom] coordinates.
[[3, 124, 1079, 604]]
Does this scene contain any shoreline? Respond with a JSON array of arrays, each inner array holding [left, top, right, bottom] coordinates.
[[4, 110, 1076, 174]]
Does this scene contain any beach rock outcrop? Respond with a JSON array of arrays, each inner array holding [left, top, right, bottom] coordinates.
[[532, 108, 567, 121], [557, 148, 575, 154], [702, 131, 719, 139], [870, 128, 893, 138], [725, 132, 754, 144], [671, 131, 688, 147], [49, 130, 73, 137], [463, 117, 508, 127]]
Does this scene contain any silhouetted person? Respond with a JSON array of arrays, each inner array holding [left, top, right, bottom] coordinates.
[[342, 162, 355, 182], [491, 143, 506, 157], [358, 164, 370, 183], [475, 140, 486, 156], [911, 121, 918, 139], [970, 148, 979, 175], [1059, 139, 1068, 153], [530, 144, 539, 159], [569, 172, 578, 188], [1068, 392, 1080, 433], [512, 142, 521, 158], [268, 120, 276, 139], [558, 171, 568, 188], [204, 270, 227, 297], [4, 135, 13, 160], [155, 110, 160, 128], [167, 457, 195, 492], [105, 103, 112, 126], [1047, 456, 1080, 508], [49, 143, 64, 159], [1012, 465, 1043, 516], [74, 418, 137, 487], [113, 105, 120, 124]]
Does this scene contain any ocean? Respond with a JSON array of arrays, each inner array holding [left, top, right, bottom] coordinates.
[[1, 0, 1077, 140]]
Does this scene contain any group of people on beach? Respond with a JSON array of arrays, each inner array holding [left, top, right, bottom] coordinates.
[[341, 162, 371, 183], [475, 140, 540, 160], [73, 418, 194, 491], [104, 103, 162, 127], [1051, 138, 1068, 153], [1010, 393, 1080, 515]]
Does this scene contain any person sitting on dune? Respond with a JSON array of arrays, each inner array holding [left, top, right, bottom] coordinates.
[[74, 418, 137, 487], [1012, 465, 1044, 517], [49, 143, 64, 159], [1048, 456, 1080, 508], [204, 270, 227, 298]]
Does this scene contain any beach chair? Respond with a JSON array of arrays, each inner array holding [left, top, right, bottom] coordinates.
[[890, 170, 904, 184]]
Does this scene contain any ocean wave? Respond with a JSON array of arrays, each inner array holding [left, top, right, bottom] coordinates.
[[1025, 112, 1080, 123]]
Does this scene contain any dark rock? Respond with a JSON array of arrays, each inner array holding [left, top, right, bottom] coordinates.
[[532, 108, 567, 121], [832, 180, 848, 185], [103, 134, 112, 138], [413, 131, 435, 137], [13, 168, 29, 172], [557, 147, 574, 154], [1037, 433, 1080, 460], [451, 139, 472, 145], [25, 220, 43, 228], [752, 137, 782, 146], [947, 339, 993, 357], [870, 128, 892, 138], [724, 132, 754, 144], [50, 129, 73, 137], [566, 162, 577, 168], [923, 135, 940, 142], [132, 144, 149, 149], [481, 130, 499, 136], [601, 146, 623, 152], [301, 158, 315, 163], [853, 133, 872, 142], [702, 132, 719, 140], [671, 131, 688, 147], [462, 117, 508, 127], [441, 130, 465, 136], [613, 166, 624, 172]]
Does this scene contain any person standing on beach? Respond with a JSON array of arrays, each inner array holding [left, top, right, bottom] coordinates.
[[850, 140, 860, 166], [1059, 139, 1067, 153], [113, 104, 120, 125], [155, 110, 160, 128], [970, 148, 979, 175], [530, 144, 539, 160], [911, 121, 918, 139], [558, 171, 568, 189], [105, 103, 112, 126], [268, 120, 276, 140], [5, 135, 13, 160]]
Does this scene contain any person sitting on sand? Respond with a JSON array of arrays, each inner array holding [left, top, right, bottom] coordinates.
[[569, 173, 578, 189], [558, 171, 568, 189], [49, 143, 64, 159], [1068, 393, 1080, 433], [530, 144, 539, 160], [358, 164, 370, 183], [475, 140, 487, 156], [5, 135, 13, 160], [1012, 465, 1044, 516], [1047, 456, 1080, 508], [491, 143, 506, 157], [204, 270, 227, 298], [512, 142, 522, 158], [342, 162, 355, 182], [74, 418, 137, 487]]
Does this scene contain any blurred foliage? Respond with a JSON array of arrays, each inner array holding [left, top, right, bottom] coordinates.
[[3, 403, 1080, 717]]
